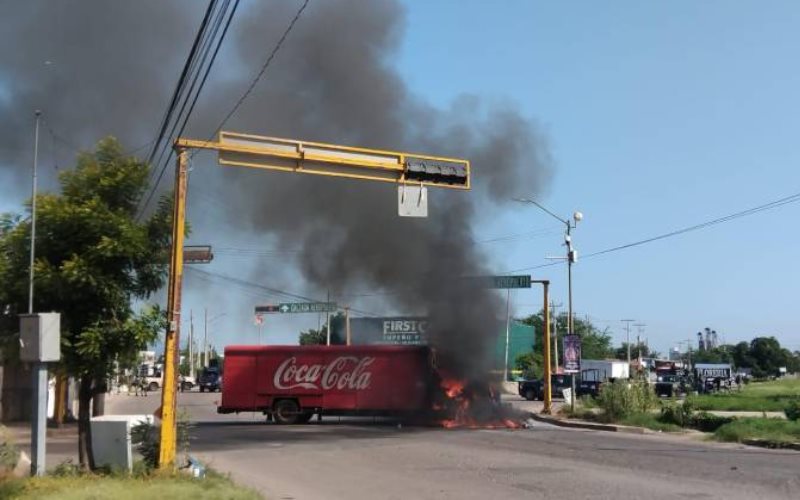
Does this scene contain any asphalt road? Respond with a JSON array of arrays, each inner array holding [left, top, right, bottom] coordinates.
[[106, 391, 800, 500]]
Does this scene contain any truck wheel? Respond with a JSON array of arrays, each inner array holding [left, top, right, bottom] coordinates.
[[149, 382, 159, 392], [524, 389, 536, 401], [273, 399, 301, 425]]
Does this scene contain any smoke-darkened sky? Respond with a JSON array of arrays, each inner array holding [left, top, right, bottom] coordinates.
[[0, 0, 552, 378]]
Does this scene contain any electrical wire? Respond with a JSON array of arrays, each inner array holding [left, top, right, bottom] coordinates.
[[138, 0, 240, 220], [185, 267, 377, 317], [502, 189, 800, 272], [190, 0, 311, 156]]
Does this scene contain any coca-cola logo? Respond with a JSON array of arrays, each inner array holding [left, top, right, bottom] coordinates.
[[273, 356, 375, 390]]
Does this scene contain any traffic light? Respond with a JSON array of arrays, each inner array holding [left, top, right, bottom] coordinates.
[[405, 157, 468, 186]]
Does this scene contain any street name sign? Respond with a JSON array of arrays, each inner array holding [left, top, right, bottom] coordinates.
[[466, 275, 532, 289], [255, 302, 337, 314]]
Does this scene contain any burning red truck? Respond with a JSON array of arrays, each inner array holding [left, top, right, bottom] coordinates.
[[218, 344, 526, 427], [218, 345, 436, 423]]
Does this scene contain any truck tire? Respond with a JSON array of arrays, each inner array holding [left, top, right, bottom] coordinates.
[[149, 382, 159, 392], [273, 399, 301, 425], [524, 389, 536, 401]]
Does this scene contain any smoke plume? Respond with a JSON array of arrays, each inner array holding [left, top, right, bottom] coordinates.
[[0, 0, 552, 382]]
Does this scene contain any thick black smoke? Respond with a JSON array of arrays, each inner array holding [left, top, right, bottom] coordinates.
[[0, 0, 551, 382]]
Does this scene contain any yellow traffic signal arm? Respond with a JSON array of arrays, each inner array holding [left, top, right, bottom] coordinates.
[[175, 131, 470, 189]]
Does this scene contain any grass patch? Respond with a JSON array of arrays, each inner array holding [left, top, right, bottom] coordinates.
[[0, 469, 262, 500], [618, 413, 683, 433], [691, 379, 800, 412], [713, 418, 800, 445]]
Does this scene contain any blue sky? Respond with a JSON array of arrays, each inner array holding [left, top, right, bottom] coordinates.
[[390, 0, 800, 354], [4, 1, 799, 357]]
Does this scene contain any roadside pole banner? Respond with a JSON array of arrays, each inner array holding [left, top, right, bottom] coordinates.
[[563, 334, 581, 373]]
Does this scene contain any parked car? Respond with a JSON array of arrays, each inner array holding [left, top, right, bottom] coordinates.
[[180, 375, 196, 391], [198, 368, 222, 392], [518, 373, 603, 401]]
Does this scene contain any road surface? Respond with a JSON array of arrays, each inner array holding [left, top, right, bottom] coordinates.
[[105, 390, 800, 500]]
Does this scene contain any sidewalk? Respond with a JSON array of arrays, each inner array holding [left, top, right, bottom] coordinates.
[[5, 421, 80, 470]]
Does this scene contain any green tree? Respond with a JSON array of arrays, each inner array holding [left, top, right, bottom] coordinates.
[[0, 138, 172, 469], [299, 326, 327, 345], [514, 351, 543, 379], [520, 311, 613, 361], [613, 342, 654, 361], [693, 345, 733, 364]]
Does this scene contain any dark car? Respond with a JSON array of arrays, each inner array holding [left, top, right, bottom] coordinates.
[[198, 368, 222, 392], [519, 374, 602, 401], [518, 374, 574, 401]]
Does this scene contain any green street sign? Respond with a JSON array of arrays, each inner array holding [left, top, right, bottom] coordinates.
[[277, 302, 338, 314], [466, 275, 532, 289]]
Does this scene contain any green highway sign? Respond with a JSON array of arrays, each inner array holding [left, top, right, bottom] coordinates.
[[255, 302, 338, 314], [467, 275, 532, 289]]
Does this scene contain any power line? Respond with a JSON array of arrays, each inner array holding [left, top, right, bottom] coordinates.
[[582, 189, 800, 260], [144, 0, 216, 172], [191, 0, 311, 156], [504, 188, 800, 272], [138, 0, 240, 220], [185, 267, 377, 317]]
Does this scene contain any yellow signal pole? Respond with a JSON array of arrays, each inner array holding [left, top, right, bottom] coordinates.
[[158, 149, 188, 469], [157, 131, 470, 469], [533, 279, 552, 414]]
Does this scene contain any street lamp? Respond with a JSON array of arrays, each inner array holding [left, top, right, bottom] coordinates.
[[514, 198, 582, 336], [515, 198, 582, 410]]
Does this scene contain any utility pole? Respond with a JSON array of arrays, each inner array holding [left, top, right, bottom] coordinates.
[[29, 110, 47, 477], [550, 302, 562, 373], [345, 307, 351, 345], [634, 323, 646, 360], [503, 289, 512, 382], [189, 310, 194, 379], [203, 308, 208, 368], [621, 319, 635, 367], [326, 289, 331, 345], [28, 110, 41, 315]]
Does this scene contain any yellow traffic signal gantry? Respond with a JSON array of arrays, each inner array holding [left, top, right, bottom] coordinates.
[[158, 130, 470, 468]]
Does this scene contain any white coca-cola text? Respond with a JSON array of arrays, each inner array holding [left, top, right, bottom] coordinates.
[[273, 356, 375, 390]]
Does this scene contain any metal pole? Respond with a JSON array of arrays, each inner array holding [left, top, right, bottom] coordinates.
[[29, 110, 47, 477], [551, 302, 559, 374], [566, 224, 573, 336], [541, 281, 552, 414], [158, 148, 188, 469], [503, 289, 511, 382], [621, 319, 635, 369], [203, 308, 208, 368], [345, 307, 351, 346], [189, 310, 194, 379], [31, 363, 47, 476], [28, 110, 41, 314], [326, 290, 331, 346]]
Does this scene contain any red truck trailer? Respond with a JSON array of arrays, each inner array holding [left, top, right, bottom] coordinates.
[[218, 345, 434, 424]]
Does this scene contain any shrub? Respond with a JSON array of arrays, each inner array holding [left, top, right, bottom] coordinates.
[[131, 411, 191, 469], [660, 399, 694, 427], [597, 379, 658, 421], [690, 412, 735, 432], [784, 400, 800, 421]]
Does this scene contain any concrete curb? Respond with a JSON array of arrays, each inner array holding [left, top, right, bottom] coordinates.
[[528, 413, 647, 434], [742, 439, 800, 451]]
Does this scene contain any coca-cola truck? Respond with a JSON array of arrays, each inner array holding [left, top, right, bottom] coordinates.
[[218, 345, 435, 424]]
